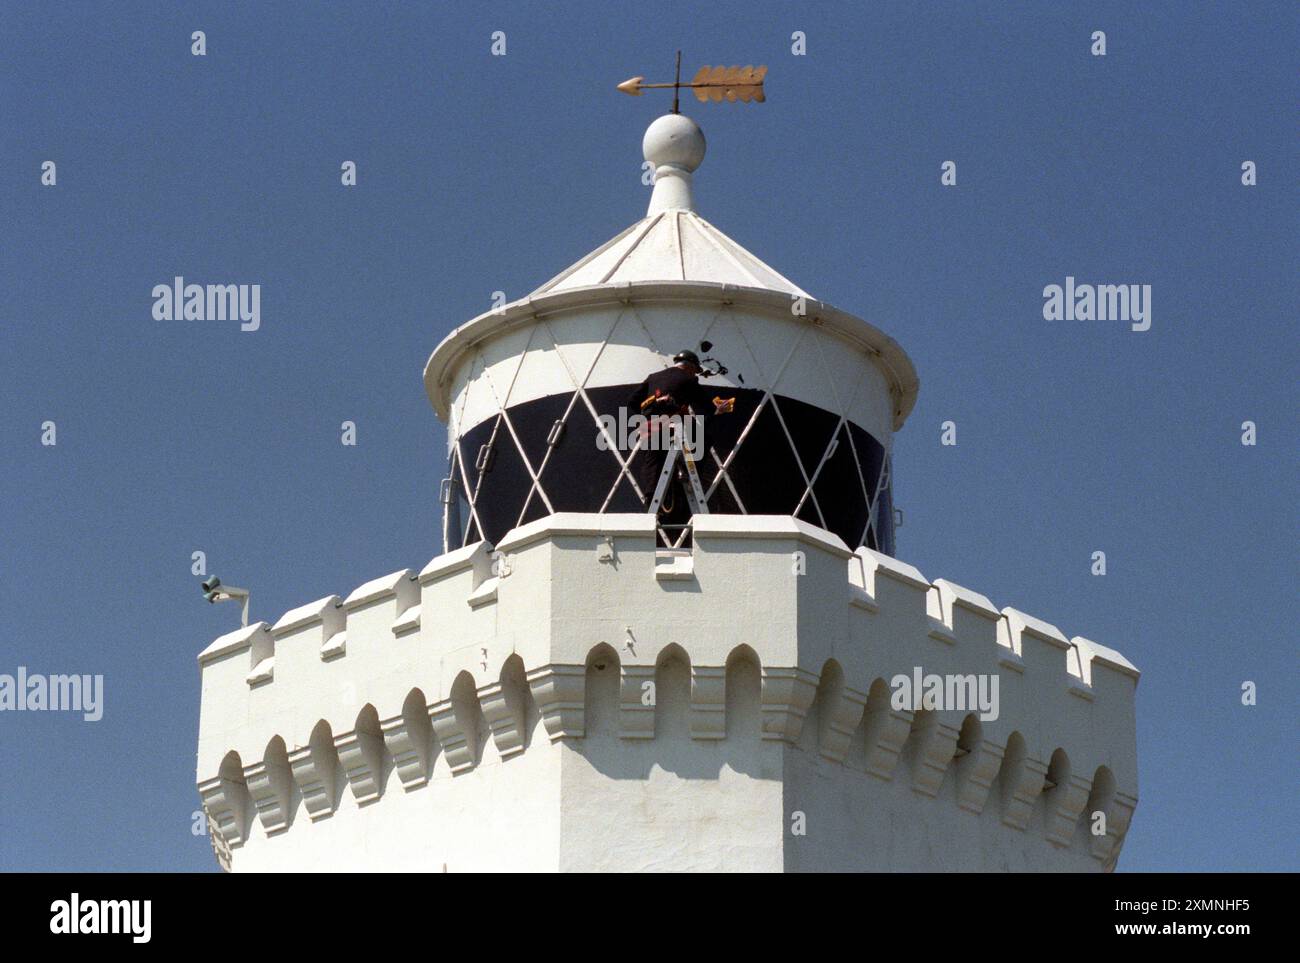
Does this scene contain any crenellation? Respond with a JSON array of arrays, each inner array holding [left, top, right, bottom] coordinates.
[[343, 569, 418, 611], [198, 621, 273, 702], [856, 548, 930, 596], [1001, 607, 1071, 658], [272, 594, 344, 638], [417, 541, 495, 639], [196, 515, 1140, 871], [849, 548, 934, 676], [246, 656, 275, 686], [270, 595, 345, 684], [344, 568, 419, 648], [466, 577, 499, 609], [183, 106, 1152, 872], [198, 620, 273, 668], [1073, 636, 1141, 688], [392, 604, 421, 636], [417, 538, 492, 586], [930, 578, 1002, 649]]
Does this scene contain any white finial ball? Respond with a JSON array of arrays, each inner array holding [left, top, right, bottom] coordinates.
[[643, 113, 706, 172]]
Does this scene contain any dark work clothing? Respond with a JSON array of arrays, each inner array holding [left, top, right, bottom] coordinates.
[[626, 366, 730, 515], [627, 366, 720, 420]]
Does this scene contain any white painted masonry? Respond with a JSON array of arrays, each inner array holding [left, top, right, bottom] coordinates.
[[195, 113, 1139, 872], [196, 514, 1139, 872]]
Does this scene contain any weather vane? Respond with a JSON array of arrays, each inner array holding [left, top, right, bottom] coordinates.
[[617, 50, 766, 113]]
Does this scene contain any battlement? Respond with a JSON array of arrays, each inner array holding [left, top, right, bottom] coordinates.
[[196, 514, 1139, 872]]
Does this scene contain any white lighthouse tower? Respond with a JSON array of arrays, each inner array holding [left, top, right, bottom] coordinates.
[[195, 112, 1139, 872]]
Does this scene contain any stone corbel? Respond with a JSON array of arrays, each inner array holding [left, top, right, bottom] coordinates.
[[619, 665, 656, 740], [334, 727, 385, 804], [478, 681, 527, 760], [243, 757, 293, 836], [526, 664, 586, 741], [428, 699, 477, 774], [1092, 790, 1139, 868], [1045, 771, 1094, 846], [953, 739, 1005, 814], [760, 666, 819, 743], [819, 685, 869, 763], [288, 742, 338, 819], [910, 717, 962, 797], [863, 705, 914, 780], [690, 666, 727, 740], [197, 774, 250, 849], [1001, 755, 1050, 830], [379, 712, 432, 790]]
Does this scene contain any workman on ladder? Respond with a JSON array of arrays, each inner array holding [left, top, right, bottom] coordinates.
[[627, 350, 735, 519]]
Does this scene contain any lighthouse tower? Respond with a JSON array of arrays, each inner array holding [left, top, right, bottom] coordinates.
[[195, 114, 1139, 872]]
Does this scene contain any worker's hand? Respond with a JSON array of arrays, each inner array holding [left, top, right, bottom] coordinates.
[[713, 397, 735, 414]]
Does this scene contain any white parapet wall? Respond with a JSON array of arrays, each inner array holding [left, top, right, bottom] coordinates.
[[195, 514, 1139, 872]]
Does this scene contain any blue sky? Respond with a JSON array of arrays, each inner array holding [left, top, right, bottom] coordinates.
[[0, 1, 1294, 871]]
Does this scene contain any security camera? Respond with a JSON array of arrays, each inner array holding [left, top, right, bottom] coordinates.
[[201, 575, 250, 626]]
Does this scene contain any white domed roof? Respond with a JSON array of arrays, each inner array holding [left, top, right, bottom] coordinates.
[[531, 111, 810, 299], [424, 113, 918, 432], [530, 208, 812, 298]]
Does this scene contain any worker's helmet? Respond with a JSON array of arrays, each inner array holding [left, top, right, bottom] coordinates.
[[672, 349, 701, 368]]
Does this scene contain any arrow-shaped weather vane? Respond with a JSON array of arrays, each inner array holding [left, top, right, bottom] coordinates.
[[618, 50, 766, 113]]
